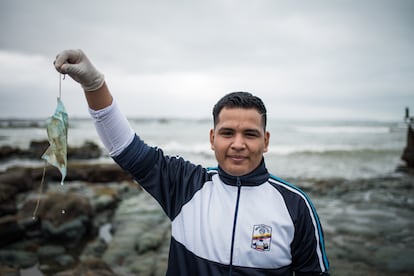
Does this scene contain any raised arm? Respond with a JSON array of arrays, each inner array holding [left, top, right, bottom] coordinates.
[[53, 49, 133, 156]]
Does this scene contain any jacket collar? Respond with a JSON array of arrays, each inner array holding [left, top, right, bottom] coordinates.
[[218, 159, 269, 187]]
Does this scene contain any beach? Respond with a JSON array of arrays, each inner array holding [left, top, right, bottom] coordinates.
[[0, 117, 413, 275]]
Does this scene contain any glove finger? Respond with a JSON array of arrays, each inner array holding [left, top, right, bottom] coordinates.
[[54, 49, 82, 71], [63, 62, 82, 75], [61, 63, 86, 85], [58, 63, 72, 74]]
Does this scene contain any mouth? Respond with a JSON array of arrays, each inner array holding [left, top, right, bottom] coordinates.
[[228, 155, 247, 162]]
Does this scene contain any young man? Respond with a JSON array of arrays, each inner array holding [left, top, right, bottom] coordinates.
[[54, 49, 330, 275]]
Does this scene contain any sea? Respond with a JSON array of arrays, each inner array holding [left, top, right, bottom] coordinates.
[[0, 117, 408, 180]]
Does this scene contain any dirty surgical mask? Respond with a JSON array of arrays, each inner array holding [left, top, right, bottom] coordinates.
[[33, 74, 68, 219], [41, 96, 68, 184]]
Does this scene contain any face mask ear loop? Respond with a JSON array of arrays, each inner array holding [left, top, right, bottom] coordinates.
[[32, 166, 46, 220], [59, 74, 64, 99]]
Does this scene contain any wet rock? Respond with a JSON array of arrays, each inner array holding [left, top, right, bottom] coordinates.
[[28, 140, 49, 159], [92, 194, 117, 212], [102, 192, 170, 276], [0, 199, 17, 217], [54, 257, 116, 276], [0, 146, 23, 160], [38, 192, 93, 226], [0, 140, 102, 161], [37, 192, 94, 242], [374, 246, 414, 272], [0, 265, 19, 276], [0, 249, 37, 268], [135, 219, 168, 254], [402, 125, 414, 168], [66, 163, 132, 182], [0, 216, 25, 247], [1, 163, 132, 189], [55, 254, 76, 267], [0, 167, 33, 197], [68, 141, 101, 159], [41, 216, 90, 242], [37, 245, 66, 260], [80, 238, 108, 260]]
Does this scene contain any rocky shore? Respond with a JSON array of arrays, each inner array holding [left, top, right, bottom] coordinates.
[[0, 161, 170, 276], [0, 141, 413, 275]]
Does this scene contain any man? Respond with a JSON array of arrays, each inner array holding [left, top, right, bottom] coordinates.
[[54, 49, 330, 275]]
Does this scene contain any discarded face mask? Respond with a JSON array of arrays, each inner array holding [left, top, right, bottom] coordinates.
[[41, 97, 68, 184]]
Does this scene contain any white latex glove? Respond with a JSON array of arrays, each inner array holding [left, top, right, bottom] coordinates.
[[54, 49, 104, 92]]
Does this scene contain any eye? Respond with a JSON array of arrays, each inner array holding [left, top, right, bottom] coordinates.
[[245, 130, 260, 138], [219, 128, 234, 137]]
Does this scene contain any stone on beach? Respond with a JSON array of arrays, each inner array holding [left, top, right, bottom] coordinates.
[[102, 192, 170, 276], [0, 140, 102, 161], [402, 124, 414, 168]]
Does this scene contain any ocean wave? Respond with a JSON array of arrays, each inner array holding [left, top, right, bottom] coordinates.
[[266, 145, 401, 156], [292, 125, 392, 134], [156, 140, 402, 160], [0, 119, 46, 128]]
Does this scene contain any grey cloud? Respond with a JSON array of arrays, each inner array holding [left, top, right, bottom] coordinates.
[[0, 0, 413, 119]]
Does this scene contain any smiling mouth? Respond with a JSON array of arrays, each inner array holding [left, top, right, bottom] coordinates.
[[229, 156, 246, 162]]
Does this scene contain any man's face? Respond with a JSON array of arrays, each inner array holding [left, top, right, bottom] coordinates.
[[210, 107, 270, 176]]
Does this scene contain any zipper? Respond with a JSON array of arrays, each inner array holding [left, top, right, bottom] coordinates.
[[229, 177, 242, 275]]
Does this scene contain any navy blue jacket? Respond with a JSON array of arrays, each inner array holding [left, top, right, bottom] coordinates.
[[114, 135, 330, 275]]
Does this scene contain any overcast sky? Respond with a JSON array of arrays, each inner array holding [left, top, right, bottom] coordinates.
[[0, 0, 413, 120]]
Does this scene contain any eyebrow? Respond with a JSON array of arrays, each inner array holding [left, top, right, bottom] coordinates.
[[218, 127, 262, 135], [217, 127, 234, 133]]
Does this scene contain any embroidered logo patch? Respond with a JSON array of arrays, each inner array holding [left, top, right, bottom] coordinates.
[[251, 224, 272, 251]]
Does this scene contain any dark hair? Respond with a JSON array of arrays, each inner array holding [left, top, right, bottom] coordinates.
[[212, 91, 267, 130]]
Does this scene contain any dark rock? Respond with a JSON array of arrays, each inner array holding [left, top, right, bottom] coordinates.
[[0, 140, 102, 161], [0, 146, 23, 160], [54, 257, 116, 276], [0, 167, 33, 197], [68, 141, 101, 159], [37, 245, 66, 260], [37, 192, 94, 242], [0, 216, 25, 247], [402, 125, 414, 168], [1, 163, 132, 188], [0, 249, 37, 268], [29, 140, 49, 159], [81, 238, 108, 260], [38, 192, 93, 226], [0, 167, 35, 218], [55, 254, 76, 266], [0, 198, 17, 217], [65, 163, 132, 182], [41, 216, 90, 242], [0, 265, 19, 276]]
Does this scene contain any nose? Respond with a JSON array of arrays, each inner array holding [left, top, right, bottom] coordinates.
[[231, 133, 246, 150]]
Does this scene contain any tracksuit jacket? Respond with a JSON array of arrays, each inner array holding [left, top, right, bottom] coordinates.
[[113, 134, 330, 275]]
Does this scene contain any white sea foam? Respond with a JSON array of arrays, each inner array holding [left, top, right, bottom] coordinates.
[[293, 125, 391, 134], [0, 118, 408, 180]]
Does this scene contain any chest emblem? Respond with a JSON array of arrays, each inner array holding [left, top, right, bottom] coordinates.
[[251, 224, 272, 251]]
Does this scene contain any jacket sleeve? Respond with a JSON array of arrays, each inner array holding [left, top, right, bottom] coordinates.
[[112, 135, 210, 220], [272, 177, 330, 275], [290, 194, 330, 275]]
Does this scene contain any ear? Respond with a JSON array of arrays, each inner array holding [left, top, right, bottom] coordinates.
[[263, 131, 270, 153], [209, 129, 215, 150]]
